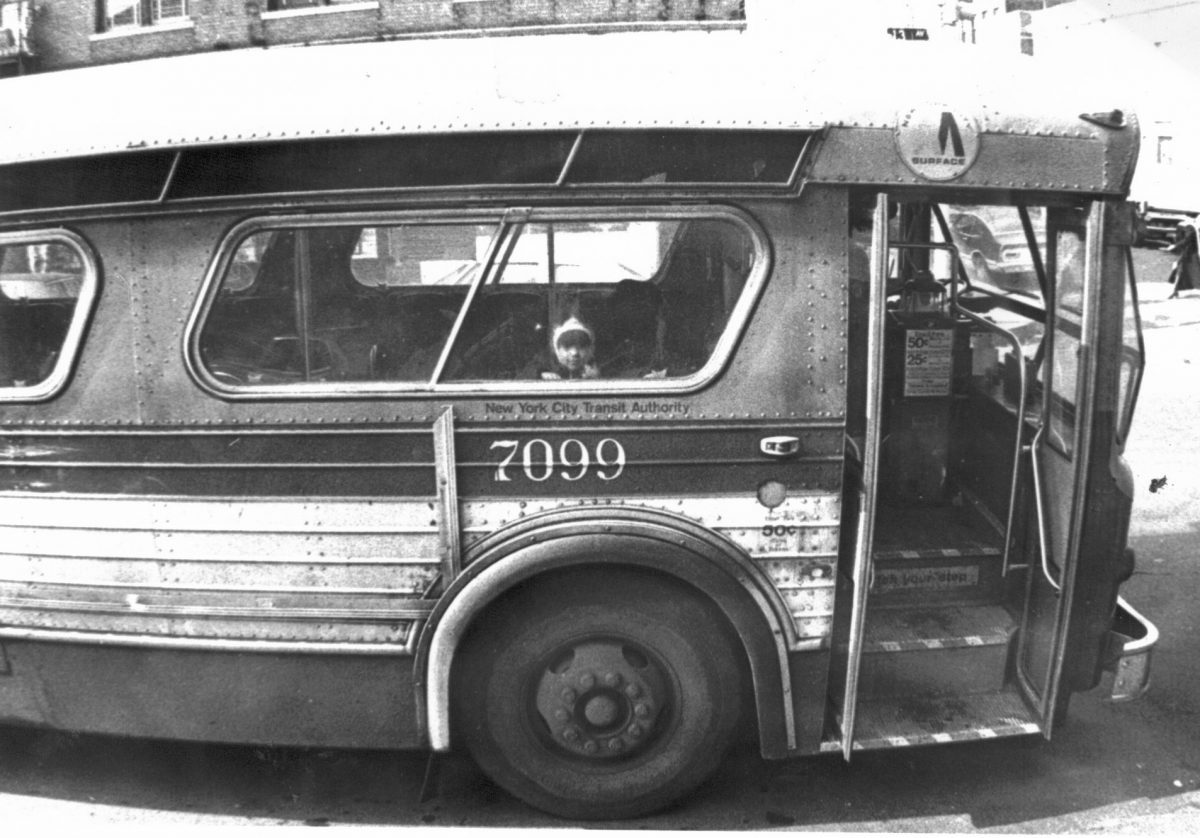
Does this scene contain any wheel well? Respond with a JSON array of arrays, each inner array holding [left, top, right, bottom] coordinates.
[[417, 510, 797, 757], [434, 553, 789, 758]]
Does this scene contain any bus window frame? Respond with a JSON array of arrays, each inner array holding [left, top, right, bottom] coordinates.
[[185, 204, 771, 400], [0, 228, 99, 404]]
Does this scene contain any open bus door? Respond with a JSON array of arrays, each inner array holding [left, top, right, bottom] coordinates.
[[837, 197, 1150, 756], [1017, 201, 1144, 732]]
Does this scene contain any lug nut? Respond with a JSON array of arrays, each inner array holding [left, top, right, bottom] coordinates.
[[628, 724, 643, 738], [583, 740, 598, 755], [563, 727, 579, 742], [580, 673, 596, 689], [604, 672, 621, 687], [608, 738, 623, 752], [561, 688, 576, 704], [625, 683, 641, 699], [554, 709, 570, 722], [634, 703, 650, 718]]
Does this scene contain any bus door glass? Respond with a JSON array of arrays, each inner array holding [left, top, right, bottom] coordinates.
[[1016, 203, 1093, 728]]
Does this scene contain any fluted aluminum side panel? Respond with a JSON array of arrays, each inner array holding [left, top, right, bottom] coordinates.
[[0, 491, 841, 649], [0, 494, 440, 647]]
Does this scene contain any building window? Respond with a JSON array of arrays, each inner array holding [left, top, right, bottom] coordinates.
[[100, 0, 188, 32], [264, 0, 365, 11], [1157, 136, 1174, 165]]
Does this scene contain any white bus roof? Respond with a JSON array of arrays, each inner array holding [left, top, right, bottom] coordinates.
[[0, 27, 1135, 170]]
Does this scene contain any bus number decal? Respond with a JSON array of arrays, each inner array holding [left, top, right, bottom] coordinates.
[[522, 439, 555, 482], [490, 438, 626, 482]]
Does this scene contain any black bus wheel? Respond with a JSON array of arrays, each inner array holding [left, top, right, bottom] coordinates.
[[452, 572, 745, 820]]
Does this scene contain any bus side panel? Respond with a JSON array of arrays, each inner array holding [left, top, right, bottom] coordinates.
[[0, 494, 439, 644], [0, 192, 851, 753], [0, 221, 142, 427], [0, 640, 418, 748]]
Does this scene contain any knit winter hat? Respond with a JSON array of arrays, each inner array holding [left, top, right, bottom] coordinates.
[[553, 317, 594, 349]]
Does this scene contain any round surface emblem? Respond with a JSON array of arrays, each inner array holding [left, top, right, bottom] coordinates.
[[895, 105, 980, 181]]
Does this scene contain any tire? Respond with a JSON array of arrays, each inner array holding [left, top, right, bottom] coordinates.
[[452, 570, 744, 820]]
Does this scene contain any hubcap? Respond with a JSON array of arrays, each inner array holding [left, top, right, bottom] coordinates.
[[532, 639, 668, 761]]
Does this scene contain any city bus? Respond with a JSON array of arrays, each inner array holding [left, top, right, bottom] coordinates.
[[0, 28, 1157, 819]]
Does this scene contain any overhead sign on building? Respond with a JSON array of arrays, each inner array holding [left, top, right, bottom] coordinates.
[[888, 27, 929, 41]]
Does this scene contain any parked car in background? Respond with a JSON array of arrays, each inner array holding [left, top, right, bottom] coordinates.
[[945, 205, 1044, 298]]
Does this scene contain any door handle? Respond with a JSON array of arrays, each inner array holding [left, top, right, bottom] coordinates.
[[760, 436, 801, 458], [1029, 426, 1063, 592]]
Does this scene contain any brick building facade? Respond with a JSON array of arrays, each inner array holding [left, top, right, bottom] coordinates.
[[3, 0, 744, 74]]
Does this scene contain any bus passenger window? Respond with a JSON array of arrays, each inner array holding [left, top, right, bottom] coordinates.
[[441, 217, 757, 383], [0, 237, 92, 399], [194, 212, 762, 391], [197, 222, 495, 387]]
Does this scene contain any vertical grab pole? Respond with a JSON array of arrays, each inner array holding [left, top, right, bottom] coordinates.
[[841, 193, 889, 759]]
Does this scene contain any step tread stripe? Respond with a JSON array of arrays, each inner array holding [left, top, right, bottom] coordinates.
[[874, 546, 1002, 560]]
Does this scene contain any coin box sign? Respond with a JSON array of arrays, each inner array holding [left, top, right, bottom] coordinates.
[[903, 328, 955, 397]]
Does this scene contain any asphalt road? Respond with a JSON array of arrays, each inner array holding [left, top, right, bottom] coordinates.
[[1, 249, 1198, 831]]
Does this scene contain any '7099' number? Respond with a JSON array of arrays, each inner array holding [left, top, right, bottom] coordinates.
[[489, 438, 626, 482]]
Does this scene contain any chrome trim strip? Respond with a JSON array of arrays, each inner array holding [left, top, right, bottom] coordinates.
[[0, 493, 438, 530], [0, 598, 432, 622], [0, 420, 849, 437], [1029, 427, 1060, 592], [1109, 595, 1158, 702], [157, 151, 183, 204], [433, 407, 462, 581], [0, 625, 418, 655], [555, 131, 584, 187], [785, 132, 815, 189], [0, 578, 438, 598], [0, 455, 844, 475]]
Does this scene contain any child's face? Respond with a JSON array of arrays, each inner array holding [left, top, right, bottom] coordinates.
[[555, 334, 593, 373]]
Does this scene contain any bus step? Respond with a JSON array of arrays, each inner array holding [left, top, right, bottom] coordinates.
[[857, 604, 1016, 698], [820, 686, 1040, 753], [869, 547, 1004, 605]]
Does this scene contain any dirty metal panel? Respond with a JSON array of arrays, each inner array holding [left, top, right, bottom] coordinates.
[[0, 526, 438, 564], [809, 127, 1111, 193], [460, 493, 842, 648], [0, 493, 443, 646], [460, 493, 841, 547], [0, 554, 440, 593]]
